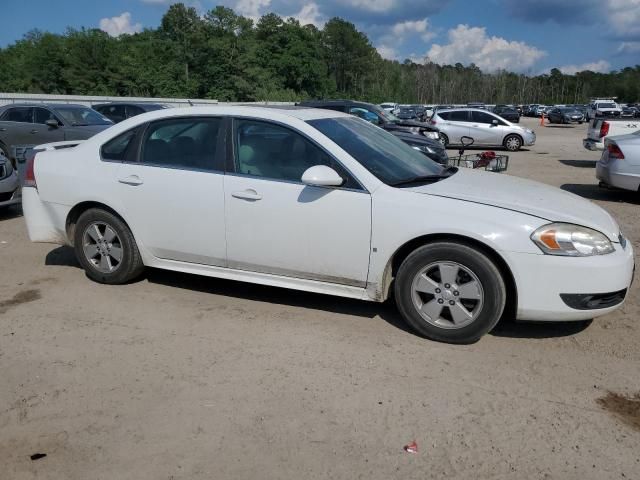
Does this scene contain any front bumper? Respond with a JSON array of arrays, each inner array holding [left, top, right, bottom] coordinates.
[[583, 138, 603, 151], [0, 171, 20, 207], [503, 241, 635, 321], [596, 158, 640, 192], [523, 131, 536, 146]]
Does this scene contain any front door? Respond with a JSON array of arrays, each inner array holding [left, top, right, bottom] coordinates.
[[115, 116, 227, 266], [469, 110, 502, 145], [224, 118, 371, 287]]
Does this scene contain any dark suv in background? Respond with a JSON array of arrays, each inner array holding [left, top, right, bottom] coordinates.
[[92, 102, 167, 123], [297, 100, 440, 140]]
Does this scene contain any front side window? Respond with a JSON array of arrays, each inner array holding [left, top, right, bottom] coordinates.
[[2, 107, 33, 123], [471, 111, 498, 124], [235, 119, 355, 185], [126, 105, 145, 117], [141, 118, 222, 171], [309, 116, 444, 186], [34, 108, 60, 125]]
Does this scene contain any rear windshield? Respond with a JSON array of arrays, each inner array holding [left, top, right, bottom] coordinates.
[[597, 103, 616, 109]]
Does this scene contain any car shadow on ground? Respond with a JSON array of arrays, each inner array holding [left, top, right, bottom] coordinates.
[[561, 183, 640, 204], [559, 160, 597, 168], [544, 124, 580, 129], [0, 204, 22, 221], [44, 247, 595, 342]]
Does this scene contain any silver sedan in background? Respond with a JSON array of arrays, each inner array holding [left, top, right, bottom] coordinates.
[[597, 132, 640, 191]]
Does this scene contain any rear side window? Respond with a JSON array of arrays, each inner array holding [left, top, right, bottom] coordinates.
[[438, 112, 450, 120], [449, 110, 469, 122], [101, 127, 140, 161], [1, 107, 33, 123], [126, 105, 145, 117], [140, 117, 222, 171], [471, 111, 497, 124]]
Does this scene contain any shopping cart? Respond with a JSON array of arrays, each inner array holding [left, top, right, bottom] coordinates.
[[446, 136, 509, 173]]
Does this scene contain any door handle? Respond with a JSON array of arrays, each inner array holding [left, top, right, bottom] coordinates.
[[118, 175, 144, 186], [30, 129, 38, 134], [232, 189, 262, 201]]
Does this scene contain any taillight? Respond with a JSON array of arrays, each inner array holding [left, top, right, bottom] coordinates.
[[607, 143, 625, 160], [24, 150, 37, 188], [599, 121, 609, 138], [429, 119, 437, 125]]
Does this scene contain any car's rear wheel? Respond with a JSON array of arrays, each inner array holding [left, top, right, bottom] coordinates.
[[74, 208, 144, 284], [394, 242, 506, 344], [439, 133, 449, 147], [503, 134, 522, 151]]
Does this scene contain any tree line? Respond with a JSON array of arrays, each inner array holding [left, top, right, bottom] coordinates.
[[1, 3, 638, 105]]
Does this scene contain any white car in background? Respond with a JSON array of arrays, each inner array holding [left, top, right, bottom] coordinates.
[[430, 108, 536, 151], [22, 106, 633, 343], [380, 102, 399, 114], [597, 131, 640, 191]]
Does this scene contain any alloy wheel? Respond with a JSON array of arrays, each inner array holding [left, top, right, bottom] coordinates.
[[410, 261, 484, 329], [82, 222, 123, 273]]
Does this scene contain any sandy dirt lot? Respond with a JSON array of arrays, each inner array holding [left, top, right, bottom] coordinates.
[[0, 117, 638, 479]]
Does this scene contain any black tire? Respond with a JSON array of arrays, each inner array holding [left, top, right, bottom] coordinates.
[[503, 134, 522, 151], [394, 242, 506, 343], [439, 133, 449, 147], [74, 208, 145, 284]]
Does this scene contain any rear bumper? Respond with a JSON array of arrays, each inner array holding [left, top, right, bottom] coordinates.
[[583, 138, 603, 151], [596, 159, 640, 192], [504, 242, 635, 321], [22, 187, 70, 244]]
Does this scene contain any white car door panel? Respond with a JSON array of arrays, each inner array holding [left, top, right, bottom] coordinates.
[[114, 117, 227, 266], [224, 175, 371, 286], [225, 118, 372, 286], [469, 111, 502, 145]]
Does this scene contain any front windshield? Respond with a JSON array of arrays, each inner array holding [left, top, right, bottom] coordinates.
[[308, 116, 444, 185], [55, 106, 113, 126], [376, 107, 400, 122]]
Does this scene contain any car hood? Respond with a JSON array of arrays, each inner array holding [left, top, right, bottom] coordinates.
[[406, 168, 620, 241]]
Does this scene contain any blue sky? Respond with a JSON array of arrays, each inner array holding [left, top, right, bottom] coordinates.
[[2, 0, 640, 74]]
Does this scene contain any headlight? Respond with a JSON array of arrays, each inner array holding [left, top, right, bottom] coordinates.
[[531, 223, 615, 256], [408, 127, 421, 134], [412, 145, 436, 155]]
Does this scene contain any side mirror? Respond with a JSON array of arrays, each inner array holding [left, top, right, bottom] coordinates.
[[491, 119, 499, 126], [301, 165, 344, 187], [45, 119, 59, 128]]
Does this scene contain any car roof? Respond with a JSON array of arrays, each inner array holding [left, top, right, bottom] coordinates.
[[113, 105, 350, 123], [298, 99, 375, 108], [0, 103, 89, 110], [92, 102, 166, 109], [435, 108, 494, 114]]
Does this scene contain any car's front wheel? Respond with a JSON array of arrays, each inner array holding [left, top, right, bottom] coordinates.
[[74, 208, 145, 284], [394, 242, 506, 343], [503, 134, 523, 151]]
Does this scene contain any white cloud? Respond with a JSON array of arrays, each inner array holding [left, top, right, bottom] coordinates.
[[377, 45, 399, 60], [617, 41, 640, 53], [235, 0, 271, 20], [391, 18, 435, 42], [290, 3, 324, 27], [556, 60, 611, 74], [426, 24, 546, 72], [342, 0, 396, 13], [99, 12, 142, 37], [607, 0, 640, 39]]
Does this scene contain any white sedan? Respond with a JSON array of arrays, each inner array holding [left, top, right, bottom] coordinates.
[[22, 106, 634, 343]]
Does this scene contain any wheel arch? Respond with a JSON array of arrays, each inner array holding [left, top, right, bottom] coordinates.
[[381, 233, 517, 320], [66, 201, 131, 247]]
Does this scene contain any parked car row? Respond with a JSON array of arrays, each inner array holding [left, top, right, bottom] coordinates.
[[22, 105, 634, 345]]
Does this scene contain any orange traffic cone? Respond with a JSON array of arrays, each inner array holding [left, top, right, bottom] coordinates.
[[539, 113, 545, 126]]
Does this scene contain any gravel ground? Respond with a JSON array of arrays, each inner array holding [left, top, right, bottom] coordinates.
[[0, 117, 639, 479]]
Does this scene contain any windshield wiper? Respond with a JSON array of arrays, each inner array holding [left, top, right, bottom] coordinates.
[[390, 167, 457, 187]]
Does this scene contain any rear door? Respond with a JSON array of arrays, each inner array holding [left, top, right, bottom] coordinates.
[[439, 110, 471, 144], [0, 107, 36, 150], [114, 116, 228, 265]]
